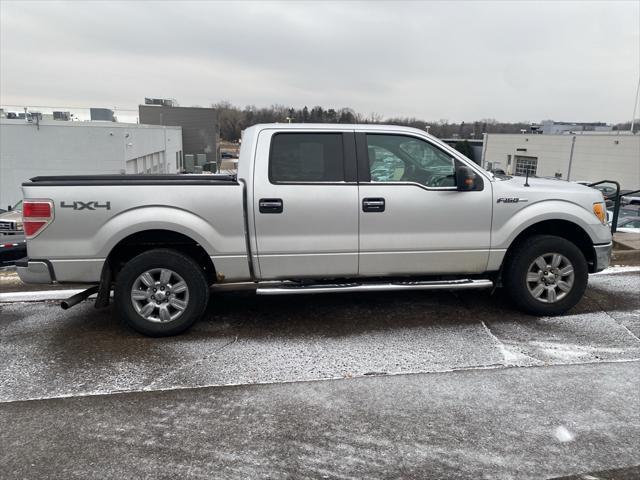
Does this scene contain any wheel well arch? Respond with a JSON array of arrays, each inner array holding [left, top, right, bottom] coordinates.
[[504, 219, 596, 272], [105, 229, 217, 285]]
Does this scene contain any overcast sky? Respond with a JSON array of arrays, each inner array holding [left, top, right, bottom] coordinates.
[[1, 0, 639, 123]]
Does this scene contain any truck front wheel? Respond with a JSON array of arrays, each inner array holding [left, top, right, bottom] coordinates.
[[503, 235, 588, 316], [114, 249, 209, 336]]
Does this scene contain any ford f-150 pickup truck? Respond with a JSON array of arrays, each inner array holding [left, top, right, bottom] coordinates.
[[17, 124, 612, 336]]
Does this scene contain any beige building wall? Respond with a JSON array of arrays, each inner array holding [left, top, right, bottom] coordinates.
[[483, 134, 640, 190]]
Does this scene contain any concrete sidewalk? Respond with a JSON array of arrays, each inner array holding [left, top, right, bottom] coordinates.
[[1, 361, 638, 479], [613, 232, 640, 267], [614, 232, 640, 251]]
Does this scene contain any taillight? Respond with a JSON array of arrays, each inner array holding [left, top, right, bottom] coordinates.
[[22, 199, 54, 238], [23, 202, 51, 218], [24, 221, 48, 237]]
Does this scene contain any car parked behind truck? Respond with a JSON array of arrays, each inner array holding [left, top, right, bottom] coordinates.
[[17, 124, 612, 336], [0, 200, 26, 266]]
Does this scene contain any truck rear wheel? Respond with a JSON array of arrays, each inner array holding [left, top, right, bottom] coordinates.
[[114, 249, 209, 336], [503, 235, 588, 316]]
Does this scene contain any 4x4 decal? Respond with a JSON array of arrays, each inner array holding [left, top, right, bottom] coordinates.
[[60, 201, 111, 210]]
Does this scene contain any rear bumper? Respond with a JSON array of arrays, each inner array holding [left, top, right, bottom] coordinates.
[[593, 242, 612, 272], [16, 257, 104, 283], [16, 259, 54, 284]]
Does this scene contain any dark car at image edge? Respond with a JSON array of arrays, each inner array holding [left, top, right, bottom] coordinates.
[[0, 200, 27, 267]]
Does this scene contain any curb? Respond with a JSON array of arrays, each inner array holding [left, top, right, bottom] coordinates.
[[611, 249, 640, 266]]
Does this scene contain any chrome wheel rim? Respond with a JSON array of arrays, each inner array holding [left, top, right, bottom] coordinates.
[[526, 253, 574, 304], [131, 268, 189, 323]]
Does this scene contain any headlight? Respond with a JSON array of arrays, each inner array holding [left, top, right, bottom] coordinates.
[[592, 202, 606, 224], [15, 220, 24, 231]]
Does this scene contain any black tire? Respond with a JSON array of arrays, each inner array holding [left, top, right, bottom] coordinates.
[[114, 248, 209, 336], [503, 235, 588, 316]]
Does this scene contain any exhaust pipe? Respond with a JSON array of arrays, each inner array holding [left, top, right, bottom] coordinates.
[[61, 286, 99, 310]]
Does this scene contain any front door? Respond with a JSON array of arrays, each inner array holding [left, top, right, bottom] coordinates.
[[357, 132, 493, 276], [253, 129, 359, 280]]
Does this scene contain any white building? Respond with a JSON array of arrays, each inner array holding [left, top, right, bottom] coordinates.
[[539, 120, 612, 135], [0, 119, 183, 208], [482, 133, 640, 190]]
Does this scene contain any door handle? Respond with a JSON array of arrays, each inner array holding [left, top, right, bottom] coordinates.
[[259, 198, 283, 214], [362, 197, 385, 212]]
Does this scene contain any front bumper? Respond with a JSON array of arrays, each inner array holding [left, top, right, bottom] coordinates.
[[593, 242, 612, 272], [16, 259, 54, 284]]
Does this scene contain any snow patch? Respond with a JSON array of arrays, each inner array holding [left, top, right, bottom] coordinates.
[[480, 321, 541, 366], [553, 425, 575, 442], [592, 266, 640, 276], [0, 289, 88, 302]]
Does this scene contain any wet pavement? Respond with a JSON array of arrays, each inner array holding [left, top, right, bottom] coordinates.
[[2, 361, 638, 480], [1, 268, 639, 478]]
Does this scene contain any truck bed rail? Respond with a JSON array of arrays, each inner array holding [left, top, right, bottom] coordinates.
[[24, 174, 238, 186]]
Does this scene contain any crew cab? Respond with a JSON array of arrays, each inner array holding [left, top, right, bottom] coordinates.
[[17, 124, 612, 336]]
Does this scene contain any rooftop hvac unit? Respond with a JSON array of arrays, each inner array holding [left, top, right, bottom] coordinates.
[[184, 154, 195, 173], [144, 98, 176, 107], [90, 108, 115, 121], [53, 111, 71, 121]]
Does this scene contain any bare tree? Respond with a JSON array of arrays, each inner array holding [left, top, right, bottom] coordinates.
[[209, 101, 580, 141]]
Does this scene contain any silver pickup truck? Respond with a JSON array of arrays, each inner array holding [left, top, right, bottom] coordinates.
[[18, 124, 612, 336]]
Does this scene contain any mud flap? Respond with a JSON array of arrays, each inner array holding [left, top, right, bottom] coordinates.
[[94, 259, 112, 309]]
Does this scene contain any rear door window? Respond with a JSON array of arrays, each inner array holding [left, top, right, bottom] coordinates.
[[269, 133, 344, 183]]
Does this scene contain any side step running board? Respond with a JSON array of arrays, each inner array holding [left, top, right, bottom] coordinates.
[[256, 279, 493, 296]]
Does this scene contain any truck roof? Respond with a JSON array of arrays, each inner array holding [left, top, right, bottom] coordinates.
[[245, 123, 434, 136]]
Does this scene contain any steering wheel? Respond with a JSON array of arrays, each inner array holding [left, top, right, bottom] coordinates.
[[428, 174, 450, 187], [401, 164, 416, 182]]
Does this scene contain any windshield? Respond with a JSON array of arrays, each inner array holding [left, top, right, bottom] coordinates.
[[13, 200, 23, 212]]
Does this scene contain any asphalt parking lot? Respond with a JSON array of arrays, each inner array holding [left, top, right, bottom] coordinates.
[[1, 267, 639, 479]]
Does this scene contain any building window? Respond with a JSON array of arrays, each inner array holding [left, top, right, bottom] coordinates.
[[514, 155, 538, 176]]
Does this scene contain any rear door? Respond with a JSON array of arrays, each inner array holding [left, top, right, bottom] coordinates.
[[253, 129, 359, 280], [357, 132, 493, 276]]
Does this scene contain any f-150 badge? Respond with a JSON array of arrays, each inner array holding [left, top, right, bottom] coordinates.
[[496, 198, 528, 203], [60, 201, 111, 210]]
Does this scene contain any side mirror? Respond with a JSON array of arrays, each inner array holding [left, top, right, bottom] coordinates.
[[7, 205, 12, 211], [456, 165, 481, 191]]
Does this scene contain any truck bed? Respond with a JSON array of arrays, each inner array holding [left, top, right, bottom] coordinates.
[[21, 174, 250, 283]]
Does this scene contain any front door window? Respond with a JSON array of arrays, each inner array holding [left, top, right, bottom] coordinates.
[[366, 134, 456, 188]]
